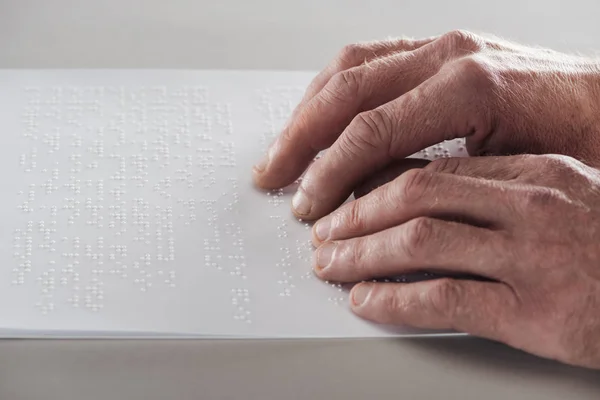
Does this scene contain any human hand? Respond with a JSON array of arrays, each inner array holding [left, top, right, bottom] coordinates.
[[252, 30, 600, 221], [309, 154, 600, 369]]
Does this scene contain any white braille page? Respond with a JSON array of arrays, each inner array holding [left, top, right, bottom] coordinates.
[[0, 70, 467, 338]]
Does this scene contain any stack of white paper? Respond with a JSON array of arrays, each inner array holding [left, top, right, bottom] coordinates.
[[0, 70, 466, 338]]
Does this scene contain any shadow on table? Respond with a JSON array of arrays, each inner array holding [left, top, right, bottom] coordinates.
[[1, 336, 598, 399], [401, 335, 600, 385]]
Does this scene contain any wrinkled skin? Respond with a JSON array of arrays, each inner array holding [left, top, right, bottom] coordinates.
[[253, 29, 600, 219], [312, 154, 600, 370], [251, 31, 600, 369]]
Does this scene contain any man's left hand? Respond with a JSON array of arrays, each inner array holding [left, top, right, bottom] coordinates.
[[311, 154, 600, 370]]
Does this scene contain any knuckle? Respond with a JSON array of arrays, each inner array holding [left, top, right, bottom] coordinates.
[[340, 201, 367, 235], [326, 69, 362, 103], [337, 110, 392, 158], [394, 169, 434, 205], [426, 278, 463, 319], [355, 109, 393, 144], [521, 154, 582, 189], [538, 154, 572, 171], [338, 129, 375, 159], [452, 55, 497, 90], [380, 288, 402, 316], [337, 43, 367, 66], [441, 29, 485, 53], [348, 238, 370, 268], [520, 187, 562, 210], [402, 217, 435, 260]]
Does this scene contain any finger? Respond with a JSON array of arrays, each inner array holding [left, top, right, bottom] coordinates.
[[253, 36, 457, 190], [296, 37, 438, 112], [349, 279, 516, 341], [354, 155, 528, 198], [425, 156, 525, 180], [427, 155, 582, 192], [312, 169, 514, 245], [313, 217, 508, 283], [293, 53, 496, 220], [353, 158, 430, 198]]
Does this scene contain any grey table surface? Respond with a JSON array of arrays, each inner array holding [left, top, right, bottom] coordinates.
[[1, 0, 600, 399]]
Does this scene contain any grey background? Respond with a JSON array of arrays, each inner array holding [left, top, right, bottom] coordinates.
[[1, 0, 600, 398]]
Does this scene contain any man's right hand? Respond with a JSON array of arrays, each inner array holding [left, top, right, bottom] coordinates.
[[251, 30, 600, 221]]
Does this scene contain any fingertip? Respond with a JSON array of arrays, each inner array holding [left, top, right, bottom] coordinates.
[[251, 139, 283, 188], [311, 224, 322, 247], [291, 185, 349, 222], [291, 187, 316, 220], [350, 282, 374, 308], [311, 244, 327, 278], [349, 283, 408, 326], [291, 206, 324, 222], [250, 171, 272, 190], [250, 167, 266, 187], [252, 157, 311, 192], [250, 153, 273, 188], [252, 153, 269, 173], [251, 164, 295, 190]]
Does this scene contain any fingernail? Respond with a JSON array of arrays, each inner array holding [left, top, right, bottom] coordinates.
[[352, 283, 372, 306], [254, 140, 278, 173], [292, 188, 312, 216], [316, 242, 336, 269], [253, 155, 269, 173], [314, 218, 331, 241]]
